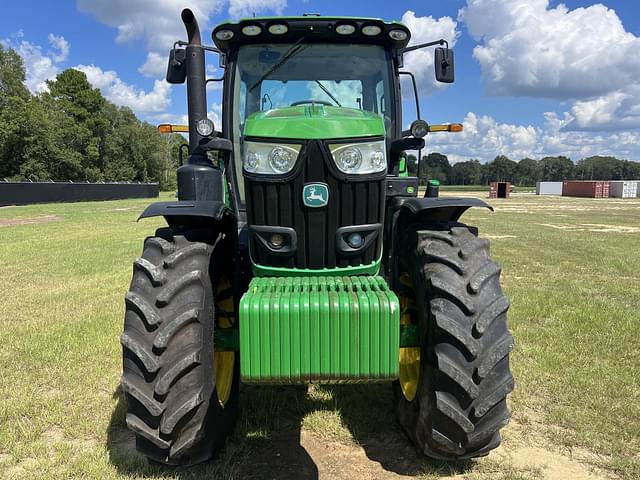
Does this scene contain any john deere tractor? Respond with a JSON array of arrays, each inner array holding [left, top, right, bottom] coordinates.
[[121, 9, 514, 466]]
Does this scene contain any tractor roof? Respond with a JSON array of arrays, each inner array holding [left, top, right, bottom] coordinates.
[[211, 16, 411, 52]]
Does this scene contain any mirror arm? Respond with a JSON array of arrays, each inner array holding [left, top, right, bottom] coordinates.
[[399, 39, 447, 55], [398, 71, 420, 120]]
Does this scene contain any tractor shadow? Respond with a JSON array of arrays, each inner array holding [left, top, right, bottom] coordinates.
[[107, 384, 473, 478], [323, 384, 475, 477], [107, 384, 318, 479]]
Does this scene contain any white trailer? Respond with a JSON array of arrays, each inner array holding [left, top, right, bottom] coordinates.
[[608, 181, 639, 198], [536, 181, 563, 195]]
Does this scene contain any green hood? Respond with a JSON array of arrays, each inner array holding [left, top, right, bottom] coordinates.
[[243, 105, 385, 140]]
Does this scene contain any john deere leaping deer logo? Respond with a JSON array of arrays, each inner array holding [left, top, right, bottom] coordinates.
[[303, 183, 329, 208]]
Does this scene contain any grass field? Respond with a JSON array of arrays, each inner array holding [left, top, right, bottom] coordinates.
[[0, 192, 639, 479], [438, 185, 536, 193]]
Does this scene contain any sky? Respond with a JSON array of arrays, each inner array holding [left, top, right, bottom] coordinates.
[[2, 0, 640, 163]]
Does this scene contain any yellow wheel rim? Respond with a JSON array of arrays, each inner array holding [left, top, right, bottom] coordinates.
[[214, 351, 234, 406], [214, 278, 235, 407], [398, 275, 420, 402]]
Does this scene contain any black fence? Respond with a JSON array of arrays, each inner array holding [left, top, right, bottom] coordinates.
[[0, 181, 160, 206]]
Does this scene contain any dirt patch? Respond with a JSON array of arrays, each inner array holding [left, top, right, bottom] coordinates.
[[538, 223, 640, 233], [40, 425, 99, 453], [579, 223, 640, 233], [4, 457, 38, 476], [237, 427, 613, 480], [0, 215, 62, 227], [496, 446, 612, 480], [41, 426, 66, 442]]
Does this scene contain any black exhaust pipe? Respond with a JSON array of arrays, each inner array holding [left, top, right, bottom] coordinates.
[[177, 9, 224, 203], [181, 8, 207, 156], [181, 8, 202, 46]]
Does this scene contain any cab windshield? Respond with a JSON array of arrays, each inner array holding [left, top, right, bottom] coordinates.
[[231, 43, 394, 202]]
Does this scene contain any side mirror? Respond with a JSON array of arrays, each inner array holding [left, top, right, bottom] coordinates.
[[435, 47, 454, 83], [166, 49, 187, 84]]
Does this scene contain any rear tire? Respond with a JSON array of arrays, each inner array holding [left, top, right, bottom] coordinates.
[[393, 225, 514, 459], [121, 227, 239, 466]]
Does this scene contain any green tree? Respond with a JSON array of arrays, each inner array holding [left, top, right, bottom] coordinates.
[[539, 156, 574, 181], [451, 160, 482, 185], [406, 153, 418, 176], [0, 45, 29, 107], [574, 156, 628, 180], [515, 158, 540, 185], [0, 46, 31, 178], [482, 155, 517, 183], [43, 69, 108, 180], [0, 63, 218, 189], [420, 152, 451, 184], [621, 160, 640, 179]]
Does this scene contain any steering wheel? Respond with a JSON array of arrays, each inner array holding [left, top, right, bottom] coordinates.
[[290, 100, 334, 107]]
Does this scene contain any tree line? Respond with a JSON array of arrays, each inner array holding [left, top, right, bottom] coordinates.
[[409, 152, 640, 186], [0, 45, 184, 190]]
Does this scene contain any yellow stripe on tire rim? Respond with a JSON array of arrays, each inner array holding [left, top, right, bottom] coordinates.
[[215, 278, 235, 407], [214, 351, 234, 406], [398, 274, 420, 402]]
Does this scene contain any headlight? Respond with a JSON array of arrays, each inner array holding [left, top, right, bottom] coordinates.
[[329, 140, 387, 174], [243, 141, 300, 174]]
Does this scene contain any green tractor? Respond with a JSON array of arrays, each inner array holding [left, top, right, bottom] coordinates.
[[121, 8, 514, 466]]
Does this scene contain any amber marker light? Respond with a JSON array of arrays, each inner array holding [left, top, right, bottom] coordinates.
[[157, 124, 189, 133], [428, 123, 464, 133]]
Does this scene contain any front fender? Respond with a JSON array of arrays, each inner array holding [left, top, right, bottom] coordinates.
[[138, 200, 231, 226], [383, 196, 494, 287], [397, 196, 493, 222]]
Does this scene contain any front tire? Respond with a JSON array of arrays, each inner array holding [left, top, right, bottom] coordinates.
[[394, 225, 514, 459], [121, 227, 239, 466]]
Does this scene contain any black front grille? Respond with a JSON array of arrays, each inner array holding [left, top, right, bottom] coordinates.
[[245, 140, 386, 269]]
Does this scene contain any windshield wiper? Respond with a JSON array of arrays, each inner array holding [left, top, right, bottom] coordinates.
[[249, 38, 308, 92], [314, 81, 342, 107]]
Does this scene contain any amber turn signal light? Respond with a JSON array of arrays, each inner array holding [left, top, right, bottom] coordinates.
[[158, 124, 189, 133], [428, 123, 463, 133]]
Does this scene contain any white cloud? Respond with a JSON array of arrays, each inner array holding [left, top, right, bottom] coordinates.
[[424, 111, 640, 163], [75, 64, 171, 113], [401, 10, 459, 97], [209, 102, 222, 127], [150, 112, 189, 126], [138, 52, 167, 78], [78, 0, 288, 77], [566, 87, 640, 131], [458, 0, 640, 131], [228, 0, 286, 18], [2, 32, 70, 92], [47, 34, 70, 62], [77, 0, 225, 78]]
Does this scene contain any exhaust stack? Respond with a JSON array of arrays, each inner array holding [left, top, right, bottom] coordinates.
[[176, 9, 224, 203], [181, 8, 207, 157], [181, 8, 202, 46]]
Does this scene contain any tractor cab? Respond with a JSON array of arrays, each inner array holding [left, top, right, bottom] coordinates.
[[126, 9, 513, 467]]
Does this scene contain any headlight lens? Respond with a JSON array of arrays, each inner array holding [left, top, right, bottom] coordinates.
[[335, 147, 362, 172], [329, 140, 387, 174], [243, 142, 300, 174]]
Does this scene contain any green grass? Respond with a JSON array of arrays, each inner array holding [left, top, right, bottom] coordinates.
[[0, 192, 638, 479], [437, 185, 536, 193]]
